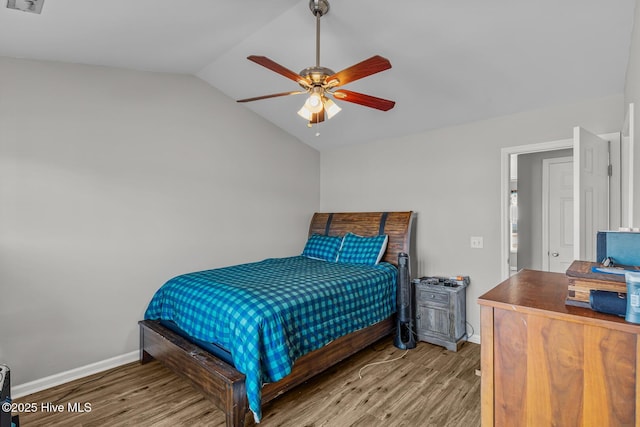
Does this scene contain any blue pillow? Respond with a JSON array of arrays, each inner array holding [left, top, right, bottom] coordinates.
[[337, 232, 389, 265], [302, 234, 343, 262]]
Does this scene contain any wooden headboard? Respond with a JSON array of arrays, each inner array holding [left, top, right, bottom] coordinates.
[[308, 211, 414, 267]]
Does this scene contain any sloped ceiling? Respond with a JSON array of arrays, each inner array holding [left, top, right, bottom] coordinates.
[[0, 0, 635, 150]]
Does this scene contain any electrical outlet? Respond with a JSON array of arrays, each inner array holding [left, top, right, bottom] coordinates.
[[470, 236, 484, 249]]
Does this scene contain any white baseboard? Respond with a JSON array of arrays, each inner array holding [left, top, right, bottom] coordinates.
[[467, 334, 481, 345], [13, 350, 139, 399]]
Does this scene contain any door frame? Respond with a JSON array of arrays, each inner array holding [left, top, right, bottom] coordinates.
[[623, 103, 635, 227], [500, 132, 620, 280], [541, 156, 573, 272]]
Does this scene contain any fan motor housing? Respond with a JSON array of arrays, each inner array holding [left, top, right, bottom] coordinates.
[[299, 66, 335, 86]]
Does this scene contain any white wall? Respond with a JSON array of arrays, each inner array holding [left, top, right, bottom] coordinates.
[[0, 57, 320, 386], [625, 0, 640, 227], [320, 94, 623, 342], [4, 4, 639, 384]]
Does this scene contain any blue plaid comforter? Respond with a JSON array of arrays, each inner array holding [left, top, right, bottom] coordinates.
[[144, 256, 397, 421]]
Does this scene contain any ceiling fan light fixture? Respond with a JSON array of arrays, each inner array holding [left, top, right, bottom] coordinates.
[[297, 105, 313, 121], [323, 98, 341, 119], [304, 88, 323, 113]]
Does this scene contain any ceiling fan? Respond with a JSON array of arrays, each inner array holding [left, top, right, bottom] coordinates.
[[237, 0, 395, 127]]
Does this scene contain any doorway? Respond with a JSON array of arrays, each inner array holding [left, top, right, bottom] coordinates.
[[509, 149, 573, 274], [500, 131, 620, 279]]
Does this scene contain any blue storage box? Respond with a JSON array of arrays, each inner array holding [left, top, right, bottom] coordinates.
[[597, 231, 640, 266]]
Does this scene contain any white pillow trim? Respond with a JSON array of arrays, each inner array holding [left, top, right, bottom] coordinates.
[[375, 234, 389, 264]]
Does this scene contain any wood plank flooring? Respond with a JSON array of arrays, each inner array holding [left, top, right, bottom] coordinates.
[[13, 340, 480, 426]]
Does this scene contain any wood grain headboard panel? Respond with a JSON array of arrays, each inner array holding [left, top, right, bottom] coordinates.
[[308, 211, 414, 267]]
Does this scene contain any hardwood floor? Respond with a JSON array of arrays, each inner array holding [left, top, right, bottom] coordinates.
[[14, 340, 480, 426]]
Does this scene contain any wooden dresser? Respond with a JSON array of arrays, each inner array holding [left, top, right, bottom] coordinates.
[[478, 269, 639, 426]]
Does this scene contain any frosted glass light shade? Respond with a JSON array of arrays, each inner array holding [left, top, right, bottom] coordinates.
[[297, 105, 313, 120], [304, 93, 323, 113], [324, 98, 341, 119]]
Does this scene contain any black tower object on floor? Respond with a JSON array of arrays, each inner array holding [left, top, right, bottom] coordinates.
[[1, 365, 16, 427], [394, 252, 416, 349]]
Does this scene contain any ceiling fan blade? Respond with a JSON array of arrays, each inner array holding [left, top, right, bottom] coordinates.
[[332, 89, 395, 111], [247, 56, 310, 87], [325, 55, 392, 87], [237, 91, 305, 103]]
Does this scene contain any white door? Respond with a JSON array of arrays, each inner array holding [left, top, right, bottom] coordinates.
[[544, 157, 574, 272], [573, 126, 610, 261]]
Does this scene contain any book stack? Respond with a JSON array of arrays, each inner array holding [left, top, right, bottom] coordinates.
[[565, 260, 627, 308]]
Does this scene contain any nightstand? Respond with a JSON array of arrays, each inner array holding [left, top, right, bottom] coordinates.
[[414, 278, 468, 351]]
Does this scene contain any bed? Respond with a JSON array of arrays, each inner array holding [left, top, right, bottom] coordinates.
[[139, 211, 414, 426]]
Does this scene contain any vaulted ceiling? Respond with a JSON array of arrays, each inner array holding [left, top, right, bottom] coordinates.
[[0, 0, 635, 150]]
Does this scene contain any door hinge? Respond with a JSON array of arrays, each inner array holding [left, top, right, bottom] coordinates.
[[608, 164, 613, 177]]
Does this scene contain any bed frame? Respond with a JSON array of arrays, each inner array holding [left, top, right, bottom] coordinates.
[[139, 211, 414, 426]]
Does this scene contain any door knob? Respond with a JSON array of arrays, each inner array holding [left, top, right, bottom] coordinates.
[[551, 252, 559, 257]]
